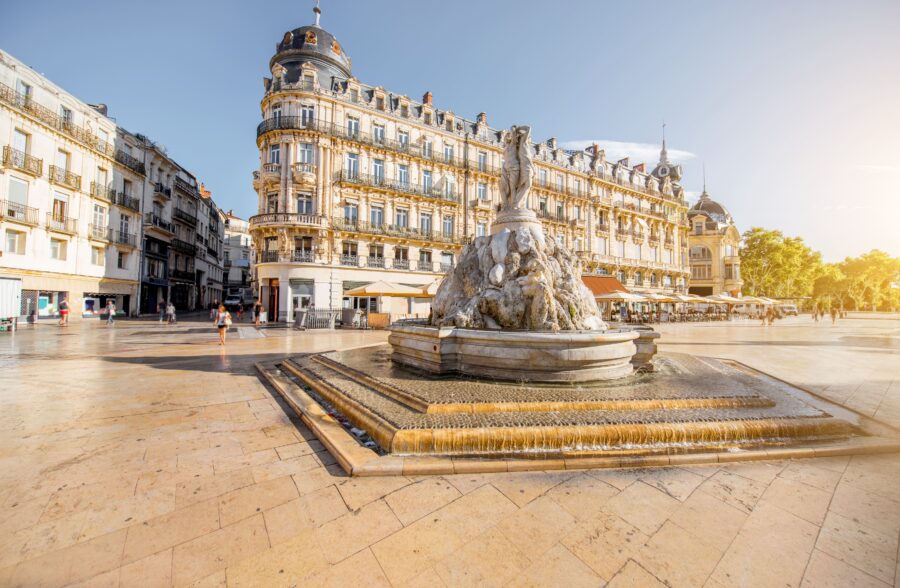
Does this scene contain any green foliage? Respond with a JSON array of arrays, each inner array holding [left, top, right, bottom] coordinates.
[[739, 228, 823, 299], [838, 250, 900, 311]]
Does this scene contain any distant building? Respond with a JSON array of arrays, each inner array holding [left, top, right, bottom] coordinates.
[[686, 188, 742, 296], [249, 6, 691, 321], [0, 48, 226, 319], [222, 210, 253, 303]]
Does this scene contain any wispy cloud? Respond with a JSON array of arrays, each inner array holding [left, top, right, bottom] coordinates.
[[560, 140, 696, 164]]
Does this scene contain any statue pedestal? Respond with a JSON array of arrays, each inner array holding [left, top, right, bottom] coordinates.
[[490, 208, 542, 236]]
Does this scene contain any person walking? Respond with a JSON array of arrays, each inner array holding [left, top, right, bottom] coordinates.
[[166, 302, 176, 325], [158, 300, 165, 323], [812, 304, 819, 322], [830, 307, 838, 324], [254, 298, 262, 327], [58, 297, 69, 327], [237, 303, 244, 322], [214, 304, 232, 345], [106, 300, 116, 326]]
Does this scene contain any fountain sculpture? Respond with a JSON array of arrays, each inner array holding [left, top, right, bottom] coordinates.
[[390, 125, 640, 382]]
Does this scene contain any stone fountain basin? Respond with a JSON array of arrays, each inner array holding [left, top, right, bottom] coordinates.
[[389, 323, 639, 383]]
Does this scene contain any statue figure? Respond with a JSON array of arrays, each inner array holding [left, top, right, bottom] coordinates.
[[499, 125, 534, 212]]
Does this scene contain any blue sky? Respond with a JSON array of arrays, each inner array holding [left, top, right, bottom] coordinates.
[[3, 0, 899, 261]]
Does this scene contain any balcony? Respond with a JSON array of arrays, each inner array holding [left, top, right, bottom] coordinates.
[[48, 166, 81, 190], [174, 176, 197, 195], [596, 222, 610, 234], [170, 268, 195, 282], [291, 251, 315, 263], [88, 224, 111, 241], [0, 200, 40, 226], [470, 198, 493, 211], [259, 251, 280, 263], [144, 212, 175, 234], [2, 146, 42, 176], [111, 230, 136, 247], [46, 213, 77, 235], [0, 82, 115, 158], [632, 231, 645, 243], [648, 234, 660, 246], [332, 217, 464, 245], [249, 212, 327, 230], [340, 254, 359, 266], [367, 256, 386, 268], [207, 245, 219, 259], [292, 162, 315, 175], [173, 207, 198, 226], [664, 237, 675, 248], [536, 209, 569, 224], [90, 182, 117, 202], [112, 192, 140, 212], [153, 183, 172, 199], [335, 170, 459, 204], [115, 150, 146, 175], [171, 238, 197, 255]]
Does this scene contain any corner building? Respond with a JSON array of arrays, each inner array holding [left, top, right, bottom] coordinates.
[[686, 189, 742, 296], [251, 9, 691, 321]]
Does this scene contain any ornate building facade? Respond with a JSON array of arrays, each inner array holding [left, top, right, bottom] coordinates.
[[251, 8, 691, 320], [686, 188, 743, 296]]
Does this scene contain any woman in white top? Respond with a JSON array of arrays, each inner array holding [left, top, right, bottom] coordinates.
[[214, 304, 231, 345]]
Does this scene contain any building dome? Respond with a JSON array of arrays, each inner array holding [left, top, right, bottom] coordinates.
[[270, 6, 352, 85], [688, 191, 733, 226]]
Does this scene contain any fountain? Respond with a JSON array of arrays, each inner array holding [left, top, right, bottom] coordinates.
[[390, 126, 640, 382], [256, 125, 900, 475]]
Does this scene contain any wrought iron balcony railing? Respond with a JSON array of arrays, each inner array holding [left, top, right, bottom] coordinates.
[[144, 212, 174, 233], [171, 238, 197, 255], [88, 224, 111, 241], [249, 212, 327, 230], [2, 146, 42, 176], [335, 170, 459, 204], [173, 207, 198, 226], [112, 192, 141, 212], [48, 166, 81, 190], [46, 213, 78, 234], [536, 209, 570, 224], [115, 150, 146, 175], [170, 268, 195, 281], [90, 182, 117, 202], [0, 199, 40, 225], [332, 216, 464, 245], [112, 230, 136, 247], [153, 183, 172, 198], [174, 176, 197, 195]]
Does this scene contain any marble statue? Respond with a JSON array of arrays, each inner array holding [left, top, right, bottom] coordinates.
[[430, 125, 607, 332]]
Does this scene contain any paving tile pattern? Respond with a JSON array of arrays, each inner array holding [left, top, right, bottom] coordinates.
[[0, 315, 897, 586]]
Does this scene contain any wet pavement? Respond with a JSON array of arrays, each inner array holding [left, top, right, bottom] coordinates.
[[0, 314, 898, 586]]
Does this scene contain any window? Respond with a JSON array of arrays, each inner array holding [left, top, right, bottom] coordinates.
[[266, 193, 278, 213], [477, 152, 487, 172], [442, 215, 453, 236], [396, 208, 408, 228], [16, 79, 32, 101], [419, 213, 433, 233], [370, 206, 384, 227], [650, 274, 658, 287], [692, 265, 711, 280], [556, 203, 564, 220], [423, 140, 433, 157], [345, 153, 359, 178], [443, 144, 454, 163], [574, 237, 582, 251], [303, 74, 315, 88], [373, 124, 385, 144], [52, 192, 68, 220], [419, 249, 432, 264], [635, 271, 643, 286], [296, 194, 313, 214], [574, 179, 581, 195], [49, 238, 66, 260], [372, 159, 385, 182], [59, 105, 72, 126], [56, 149, 70, 171], [597, 237, 607, 253], [343, 203, 358, 222], [556, 234, 564, 247], [301, 105, 315, 125], [91, 246, 105, 266], [618, 241, 626, 257], [573, 205, 581, 220], [119, 214, 130, 235], [400, 104, 409, 118], [539, 169, 547, 187], [539, 197, 547, 213], [398, 130, 409, 148], [272, 104, 282, 122], [375, 96, 385, 110], [617, 270, 626, 283], [556, 175, 563, 191], [346, 117, 359, 137], [441, 252, 454, 269], [298, 143, 313, 164], [424, 112, 432, 125], [123, 179, 132, 197], [422, 170, 433, 192], [397, 164, 409, 186], [477, 182, 487, 200], [13, 129, 28, 154], [349, 88, 359, 103], [663, 275, 673, 287], [7, 176, 28, 206], [369, 244, 384, 258], [476, 221, 487, 237], [117, 251, 128, 269], [694, 222, 703, 235], [342, 241, 357, 257], [444, 175, 455, 197], [269, 144, 280, 164]]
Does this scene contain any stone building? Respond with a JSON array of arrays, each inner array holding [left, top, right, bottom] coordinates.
[[250, 7, 691, 320], [0, 48, 226, 319], [686, 188, 743, 296], [0, 49, 144, 318], [223, 211, 253, 304]]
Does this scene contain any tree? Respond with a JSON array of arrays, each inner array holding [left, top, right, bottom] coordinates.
[[839, 250, 900, 311], [812, 264, 847, 310], [739, 228, 823, 299]]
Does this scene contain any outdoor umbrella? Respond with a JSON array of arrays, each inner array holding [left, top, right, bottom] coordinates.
[[344, 280, 425, 297], [594, 291, 648, 302], [420, 279, 442, 297]]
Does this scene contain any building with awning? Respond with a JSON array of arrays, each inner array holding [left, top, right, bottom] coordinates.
[[581, 276, 629, 297]]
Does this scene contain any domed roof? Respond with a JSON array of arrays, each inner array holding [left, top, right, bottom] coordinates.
[[688, 191, 734, 225], [270, 6, 352, 84]]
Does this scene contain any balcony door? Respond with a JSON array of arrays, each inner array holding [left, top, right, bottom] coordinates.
[[13, 129, 27, 154], [345, 153, 359, 179], [296, 194, 313, 215], [52, 192, 68, 221], [372, 159, 384, 184]]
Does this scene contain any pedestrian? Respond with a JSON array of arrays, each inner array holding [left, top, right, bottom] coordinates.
[[58, 297, 69, 327], [812, 304, 818, 322], [818, 308, 825, 321], [766, 306, 776, 326], [237, 303, 244, 322], [254, 298, 262, 327], [166, 302, 176, 325], [214, 304, 232, 345], [106, 300, 116, 326], [830, 307, 838, 324], [158, 300, 165, 323]]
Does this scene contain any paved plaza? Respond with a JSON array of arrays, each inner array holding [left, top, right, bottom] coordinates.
[[0, 315, 898, 587]]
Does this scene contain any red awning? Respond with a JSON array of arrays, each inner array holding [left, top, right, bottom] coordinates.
[[581, 276, 629, 296]]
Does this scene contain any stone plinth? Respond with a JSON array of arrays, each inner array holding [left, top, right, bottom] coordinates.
[[389, 323, 639, 382]]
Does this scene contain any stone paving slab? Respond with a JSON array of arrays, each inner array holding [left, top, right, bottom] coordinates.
[[0, 316, 897, 586]]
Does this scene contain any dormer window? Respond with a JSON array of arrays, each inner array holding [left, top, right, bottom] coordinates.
[[400, 104, 409, 117], [424, 112, 432, 125], [349, 88, 359, 103], [302, 74, 315, 89], [375, 96, 385, 110]]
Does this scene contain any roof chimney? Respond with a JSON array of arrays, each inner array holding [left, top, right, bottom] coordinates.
[[422, 91, 433, 106], [591, 142, 599, 155], [89, 103, 108, 116]]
